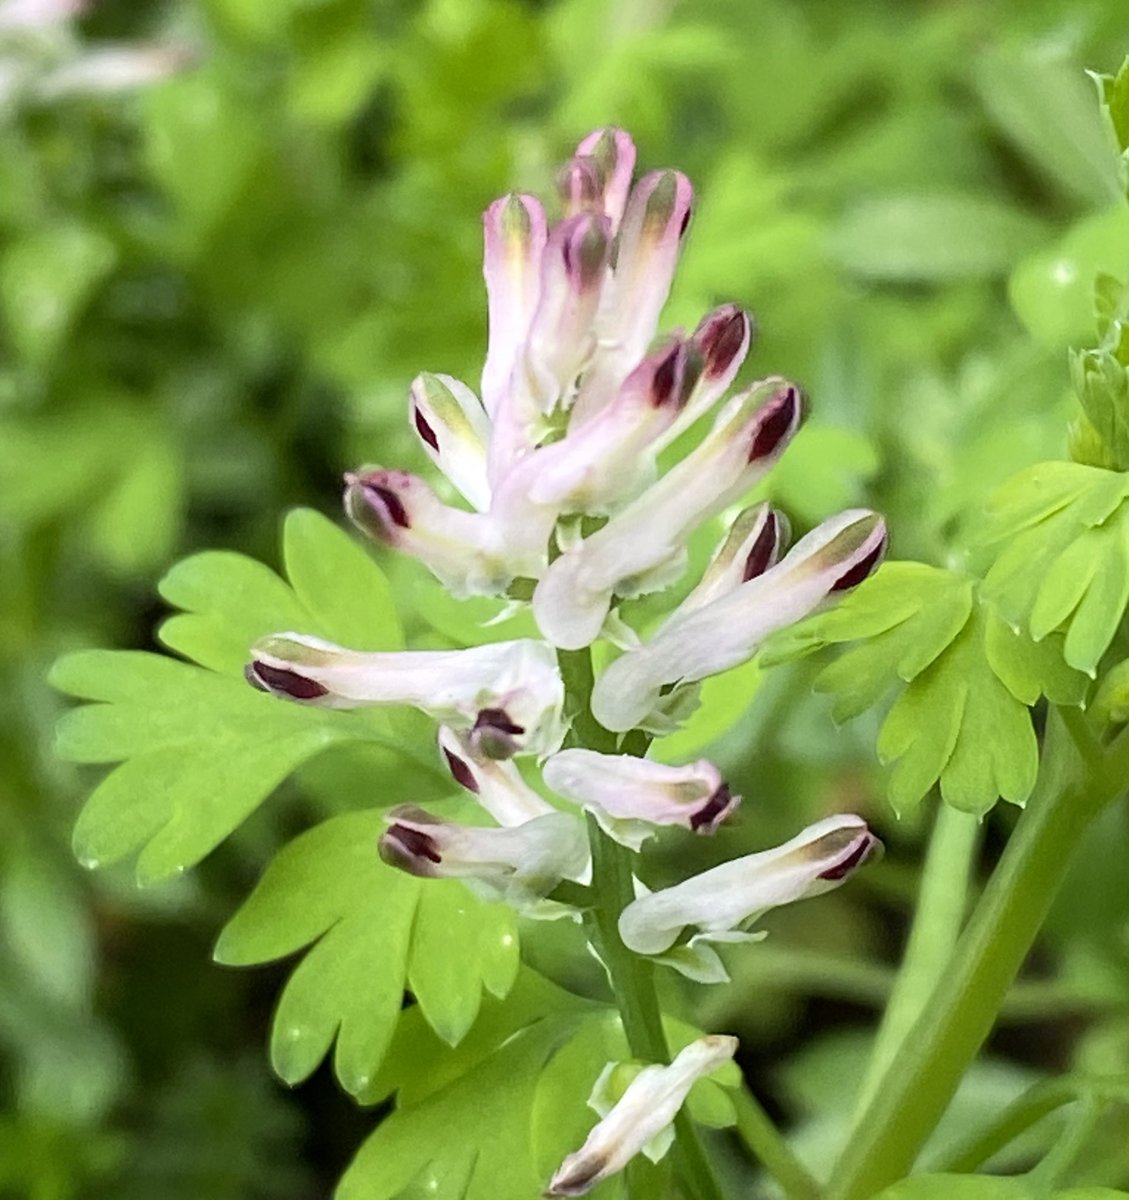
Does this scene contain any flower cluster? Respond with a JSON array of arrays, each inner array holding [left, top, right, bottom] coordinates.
[[244, 127, 886, 1193]]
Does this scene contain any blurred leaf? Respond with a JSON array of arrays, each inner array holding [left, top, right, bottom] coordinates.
[[831, 193, 1046, 282], [870, 1178, 1032, 1199], [214, 809, 518, 1095], [973, 47, 1121, 207], [1010, 207, 1129, 348], [0, 224, 116, 364], [765, 563, 1087, 814]]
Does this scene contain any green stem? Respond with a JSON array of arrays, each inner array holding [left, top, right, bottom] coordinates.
[[854, 802, 981, 1115], [828, 707, 1129, 1200], [1026, 1093, 1103, 1192], [560, 649, 728, 1200], [733, 1088, 821, 1200]]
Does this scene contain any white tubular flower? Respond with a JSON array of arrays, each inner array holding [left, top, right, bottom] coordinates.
[[546, 1035, 739, 1197], [344, 467, 542, 595], [532, 379, 805, 650], [481, 192, 547, 420], [438, 726, 557, 827], [570, 169, 695, 425], [408, 373, 491, 512], [678, 503, 789, 613], [522, 212, 613, 418], [618, 814, 881, 967], [246, 635, 565, 758], [542, 749, 738, 850], [592, 509, 887, 732], [378, 804, 588, 908], [500, 337, 703, 521]]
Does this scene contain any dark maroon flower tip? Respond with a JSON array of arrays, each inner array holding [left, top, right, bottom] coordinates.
[[443, 748, 480, 794], [742, 512, 783, 582], [830, 533, 888, 593], [650, 343, 684, 408], [689, 783, 738, 832], [413, 405, 439, 452], [380, 824, 443, 871], [362, 480, 411, 530], [748, 385, 804, 463], [696, 306, 750, 379], [818, 833, 878, 881], [471, 707, 526, 761], [245, 661, 329, 701]]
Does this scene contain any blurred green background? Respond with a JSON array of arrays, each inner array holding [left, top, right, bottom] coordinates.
[[4, 0, 1129, 1196]]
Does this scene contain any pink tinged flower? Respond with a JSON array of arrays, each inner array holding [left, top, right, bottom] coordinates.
[[546, 1035, 739, 1197], [245, 635, 566, 757], [408, 373, 491, 512], [679, 503, 789, 613], [378, 804, 589, 908], [570, 169, 694, 425], [542, 749, 738, 850], [591, 509, 887, 732], [560, 127, 637, 234], [0, 0, 84, 30], [501, 337, 703, 521], [521, 212, 613, 418], [438, 726, 557, 826], [344, 467, 542, 596], [532, 379, 806, 650], [617, 814, 881, 963], [652, 305, 755, 455]]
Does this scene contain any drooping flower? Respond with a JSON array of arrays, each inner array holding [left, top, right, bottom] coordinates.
[[438, 725, 558, 827], [378, 804, 588, 907], [591, 508, 887, 732], [245, 635, 565, 758], [618, 814, 881, 981], [546, 1035, 739, 1196], [543, 749, 738, 850]]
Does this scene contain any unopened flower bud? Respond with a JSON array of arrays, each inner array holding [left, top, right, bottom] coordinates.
[[532, 378, 806, 650], [408, 373, 491, 511], [379, 804, 588, 907], [345, 467, 541, 595], [546, 1036, 738, 1196], [618, 814, 881, 959], [591, 509, 887, 731], [438, 726, 557, 826], [543, 749, 738, 850]]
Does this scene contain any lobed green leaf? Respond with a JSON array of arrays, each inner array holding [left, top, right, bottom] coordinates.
[[215, 809, 520, 1095], [765, 563, 1087, 815]]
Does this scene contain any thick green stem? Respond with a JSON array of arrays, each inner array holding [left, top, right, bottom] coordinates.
[[560, 649, 728, 1200], [828, 708, 1129, 1200], [854, 802, 981, 1115], [733, 1088, 821, 1200]]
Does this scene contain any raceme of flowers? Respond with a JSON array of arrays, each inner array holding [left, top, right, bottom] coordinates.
[[244, 127, 886, 1193]]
